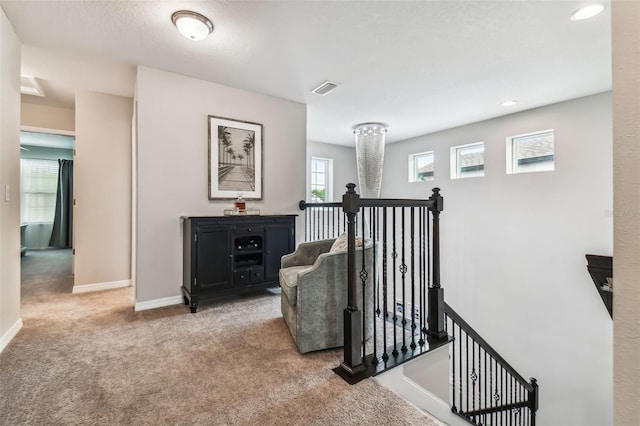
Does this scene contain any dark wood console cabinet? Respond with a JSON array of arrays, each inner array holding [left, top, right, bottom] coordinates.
[[182, 215, 296, 313]]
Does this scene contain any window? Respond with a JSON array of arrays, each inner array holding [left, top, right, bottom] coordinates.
[[450, 142, 485, 179], [20, 159, 59, 223], [310, 157, 333, 202], [408, 151, 434, 182], [507, 129, 555, 174]]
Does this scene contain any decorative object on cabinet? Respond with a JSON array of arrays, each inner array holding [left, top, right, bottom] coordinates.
[[208, 115, 263, 200], [182, 215, 295, 313]]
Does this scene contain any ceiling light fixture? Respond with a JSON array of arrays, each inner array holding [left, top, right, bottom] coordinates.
[[171, 10, 213, 41], [353, 122, 388, 198], [501, 100, 518, 107], [570, 4, 605, 21]]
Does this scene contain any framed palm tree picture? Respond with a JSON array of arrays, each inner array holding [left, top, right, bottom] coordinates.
[[208, 115, 263, 200]]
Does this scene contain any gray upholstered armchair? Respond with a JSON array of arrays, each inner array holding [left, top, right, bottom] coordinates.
[[279, 237, 374, 354]]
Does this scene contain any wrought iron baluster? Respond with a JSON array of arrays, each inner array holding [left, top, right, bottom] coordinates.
[[484, 349, 488, 426], [466, 333, 470, 416], [450, 314, 457, 413], [382, 207, 389, 363], [419, 207, 425, 343], [401, 207, 407, 353], [458, 325, 464, 412], [361, 207, 367, 362], [392, 207, 398, 357], [410, 207, 416, 350], [471, 338, 476, 419], [371, 207, 379, 365]]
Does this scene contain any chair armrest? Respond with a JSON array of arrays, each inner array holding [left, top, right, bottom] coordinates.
[[281, 239, 335, 268]]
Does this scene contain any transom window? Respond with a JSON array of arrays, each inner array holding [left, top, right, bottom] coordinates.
[[310, 157, 333, 202], [408, 151, 434, 182], [507, 129, 555, 174], [450, 142, 485, 179]]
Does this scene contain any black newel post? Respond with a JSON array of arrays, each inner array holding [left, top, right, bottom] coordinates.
[[529, 377, 539, 426], [427, 187, 447, 340], [340, 183, 366, 376]]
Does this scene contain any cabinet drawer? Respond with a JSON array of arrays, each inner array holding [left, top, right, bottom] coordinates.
[[234, 267, 264, 284], [233, 225, 264, 236]]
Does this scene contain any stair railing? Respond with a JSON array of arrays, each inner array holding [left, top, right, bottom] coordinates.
[[445, 303, 539, 426], [298, 200, 344, 241], [299, 185, 539, 426]]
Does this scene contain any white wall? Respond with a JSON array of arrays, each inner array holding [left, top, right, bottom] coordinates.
[[307, 140, 357, 201], [381, 93, 613, 426], [612, 1, 640, 424], [74, 90, 132, 290], [135, 66, 306, 305], [21, 101, 74, 132], [0, 7, 22, 352]]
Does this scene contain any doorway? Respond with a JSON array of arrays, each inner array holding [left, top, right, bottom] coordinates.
[[19, 129, 75, 300]]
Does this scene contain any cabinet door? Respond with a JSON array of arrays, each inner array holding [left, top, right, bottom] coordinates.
[[264, 222, 294, 281], [196, 225, 232, 290]]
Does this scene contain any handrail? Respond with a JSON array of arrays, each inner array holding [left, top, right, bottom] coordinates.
[[299, 198, 437, 209], [359, 198, 437, 208], [299, 200, 342, 209], [444, 301, 534, 392]]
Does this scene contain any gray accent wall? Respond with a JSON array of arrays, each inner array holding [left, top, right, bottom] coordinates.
[[135, 66, 306, 305], [381, 92, 613, 425]]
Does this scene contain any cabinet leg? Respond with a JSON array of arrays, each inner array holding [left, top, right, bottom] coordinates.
[[183, 296, 189, 305], [189, 297, 199, 314]]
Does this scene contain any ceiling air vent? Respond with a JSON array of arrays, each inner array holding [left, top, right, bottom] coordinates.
[[311, 80, 339, 96], [20, 75, 45, 97]]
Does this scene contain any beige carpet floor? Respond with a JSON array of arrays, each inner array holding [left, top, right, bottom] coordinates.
[[1, 249, 445, 425]]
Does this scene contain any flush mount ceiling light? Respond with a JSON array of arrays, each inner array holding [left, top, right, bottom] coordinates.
[[570, 3, 605, 21], [171, 10, 213, 41], [352, 122, 388, 136]]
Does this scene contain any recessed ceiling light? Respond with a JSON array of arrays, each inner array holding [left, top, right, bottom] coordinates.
[[171, 10, 213, 41], [570, 4, 605, 21], [501, 100, 518, 107]]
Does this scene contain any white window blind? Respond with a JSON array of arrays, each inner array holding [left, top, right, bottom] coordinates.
[[20, 159, 59, 223]]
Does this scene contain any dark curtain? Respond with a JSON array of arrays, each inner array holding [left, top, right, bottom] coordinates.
[[49, 159, 73, 248]]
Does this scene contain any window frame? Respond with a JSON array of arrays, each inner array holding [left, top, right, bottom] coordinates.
[[408, 150, 435, 182], [20, 158, 59, 224], [310, 157, 333, 202], [506, 129, 555, 175], [450, 141, 485, 179]]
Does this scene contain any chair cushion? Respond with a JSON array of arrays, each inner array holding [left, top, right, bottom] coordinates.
[[279, 265, 312, 306], [329, 232, 364, 253]]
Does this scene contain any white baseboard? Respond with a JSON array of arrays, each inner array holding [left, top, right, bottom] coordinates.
[[0, 318, 23, 354], [134, 295, 183, 311], [72, 279, 131, 294], [375, 357, 469, 426]]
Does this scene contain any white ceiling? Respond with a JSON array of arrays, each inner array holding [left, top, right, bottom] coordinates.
[[1, 0, 611, 146]]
